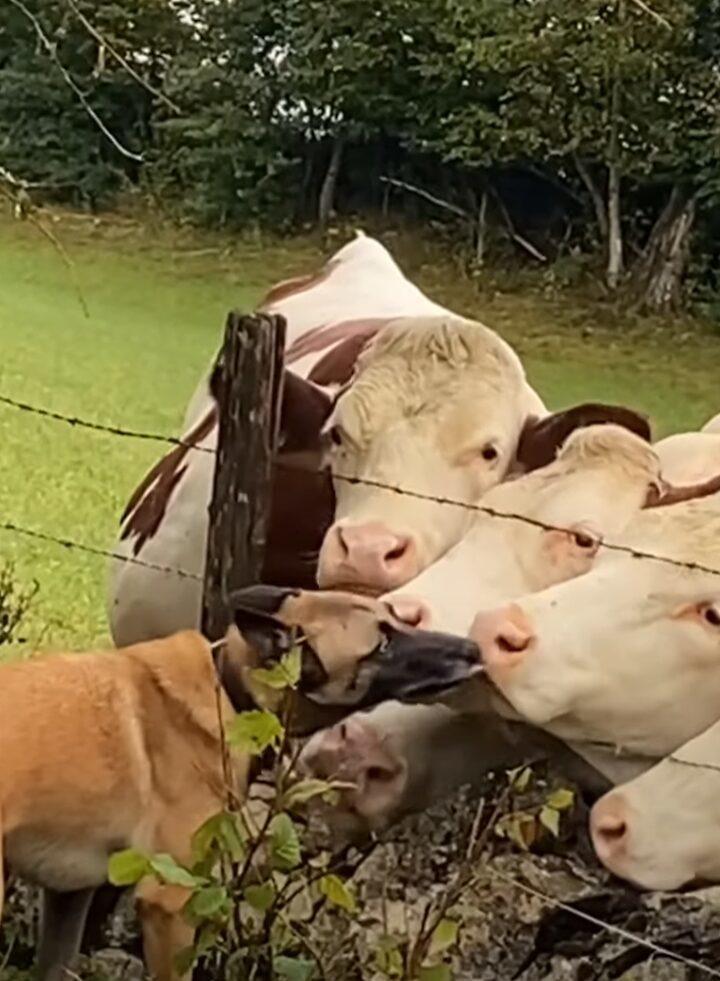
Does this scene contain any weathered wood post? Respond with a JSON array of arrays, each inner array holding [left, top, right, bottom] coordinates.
[[201, 311, 287, 641]]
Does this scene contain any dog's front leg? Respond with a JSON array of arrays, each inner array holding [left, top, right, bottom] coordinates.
[[137, 881, 194, 981], [37, 886, 96, 981]]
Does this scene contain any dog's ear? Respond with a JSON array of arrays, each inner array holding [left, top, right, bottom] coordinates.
[[229, 585, 299, 628], [226, 585, 299, 670]]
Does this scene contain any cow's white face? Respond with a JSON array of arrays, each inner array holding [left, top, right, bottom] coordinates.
[[316, 315, 530, 594], [590, 723, 720, 890], [384, 424, 661, 635], [471, 500, 720, 758]]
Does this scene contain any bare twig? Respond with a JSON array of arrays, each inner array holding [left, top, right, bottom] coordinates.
[[489, 184, 548, 262], [62, 0, 182, 115], [379, 176, 469, 219], [7, 0, 143, 162]]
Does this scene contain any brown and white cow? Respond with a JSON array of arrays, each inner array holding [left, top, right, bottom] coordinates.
[[299, 425, 665, 829], [109, 234, 648, 647], [590, 717, 720, 890]]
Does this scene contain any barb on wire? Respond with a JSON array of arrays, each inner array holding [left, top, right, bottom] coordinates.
[[0, 519, 202, 582], [3, 390, 720, 582], [488, 866, 720, 978]]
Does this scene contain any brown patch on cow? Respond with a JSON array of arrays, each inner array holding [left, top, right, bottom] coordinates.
[[258, 258, 340, 310], [308, 324, 386, 387], [263, 464, 335, 589], [279, 372, 333, 454], [285, 318, 393, 368], [120, 372, 334, 577], [120, 408, 218, 555], [516, 403, 652, 473]]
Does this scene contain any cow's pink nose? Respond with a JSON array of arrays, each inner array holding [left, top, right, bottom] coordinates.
[[590, 794, 629, 863], [470, 604, 535, 671], [318, 521, 420, 592]]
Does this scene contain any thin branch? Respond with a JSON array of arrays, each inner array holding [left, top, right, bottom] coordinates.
[[7, 0, 143, 162], [379, 176, 469, 219], [489, 185, 548, 262], [0, 181, 90, 319], [628, 0, 672, 28], [62, 0, 182, 116]]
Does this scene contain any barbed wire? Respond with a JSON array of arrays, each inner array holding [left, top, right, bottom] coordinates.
[[488, 866, 720, 978], [4, 390, 720, 580], [0, 519, 202, 582], [6, 395, 720, 968]]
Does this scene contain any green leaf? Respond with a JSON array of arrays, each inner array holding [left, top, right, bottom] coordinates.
[[108, 849, 150, 886], [318, 873, 357, 913], [375, 936, 403, 977], [184, 885, 230, 925], [251, 647, 302, 690], [149, 853, 205, 888], [269, 813, 301, 870], [546, 787, 574, 811], [227, 709, 284, 754], [507, 765, 533, 792], [419, 965, 453, 981], [244, 881, 276, 912], [283, 777, 341, 808], [428, 918, 459, 956], [273, 955, 314, 981], [539, 806, 561, 837], [191, 811, 245, 864]]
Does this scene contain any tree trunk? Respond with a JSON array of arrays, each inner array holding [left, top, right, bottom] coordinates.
[[632, 186, 698, 314], [606, 160, 623, 290], [606, 0, 625, 291], [318, 136, 344, 228], [475, 189, 488, 266], [573, 154, 608, 244]]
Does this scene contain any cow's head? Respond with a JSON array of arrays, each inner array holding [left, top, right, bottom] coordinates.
[[313, 315, 528, 593], [590, 721, 720, 890], [383, 423, 663, 636], [471, 494, 720, 758]]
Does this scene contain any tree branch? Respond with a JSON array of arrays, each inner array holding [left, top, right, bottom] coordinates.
[[62, 0, 181, 116], [7, 0, 143, 162]]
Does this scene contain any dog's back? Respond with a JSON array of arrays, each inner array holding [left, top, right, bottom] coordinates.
[[0, 631, 231, 894]]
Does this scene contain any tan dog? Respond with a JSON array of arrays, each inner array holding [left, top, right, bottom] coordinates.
[[0, 585, 479, 981]]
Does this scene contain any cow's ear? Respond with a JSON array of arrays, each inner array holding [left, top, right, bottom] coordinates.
[[516, 403, 652, 473], [278, 371, 334, 457]]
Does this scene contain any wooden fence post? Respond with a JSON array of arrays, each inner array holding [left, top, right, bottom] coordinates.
[[201, 311, 287, 641]]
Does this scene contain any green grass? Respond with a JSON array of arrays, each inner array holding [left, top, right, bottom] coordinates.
[[0, 210, 718, 653]]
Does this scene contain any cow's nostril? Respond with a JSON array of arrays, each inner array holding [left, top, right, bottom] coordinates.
[[599, 817, 627, 843], [367, 765, 395, 783], [497, 631, 531, 654]]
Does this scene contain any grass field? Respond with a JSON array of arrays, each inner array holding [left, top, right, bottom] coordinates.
[[1, 209, 719, 653]]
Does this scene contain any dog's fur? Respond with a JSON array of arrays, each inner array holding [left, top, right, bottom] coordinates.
[[0, 586, 479, 981]]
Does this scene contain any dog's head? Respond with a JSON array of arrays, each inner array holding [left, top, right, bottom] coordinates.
[[213, 585, 480, 731]]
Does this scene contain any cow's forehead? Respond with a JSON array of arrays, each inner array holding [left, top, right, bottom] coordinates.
[[617, 498, 720, 572]]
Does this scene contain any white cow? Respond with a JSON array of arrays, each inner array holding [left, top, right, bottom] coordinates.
[[109, 234, 647, 647], [299, 424, 665, 829], [591, 718, 720, 890], [472, 491, 720, 777]]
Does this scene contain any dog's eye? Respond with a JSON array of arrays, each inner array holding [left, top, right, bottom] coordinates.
[[702, 604, 720, 628], [329, 426, 343, 446], [481, 444, 498, 462]]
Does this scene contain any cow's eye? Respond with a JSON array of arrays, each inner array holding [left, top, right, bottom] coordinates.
[[571, 530, 600, 552], [481, 444, 499, 462], [328, 425, 343, 447], [702, 604, 720, 628]]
